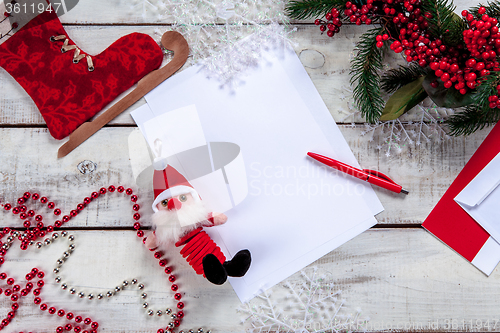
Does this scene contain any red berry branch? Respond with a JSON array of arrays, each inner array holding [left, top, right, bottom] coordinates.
[[287, 0, 500, 134]]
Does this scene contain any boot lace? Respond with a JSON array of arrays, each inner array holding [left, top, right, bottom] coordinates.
[[50, 35, 94, 72]]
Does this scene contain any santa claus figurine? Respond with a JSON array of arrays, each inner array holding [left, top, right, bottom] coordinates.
[[145, 165, 251, 285]]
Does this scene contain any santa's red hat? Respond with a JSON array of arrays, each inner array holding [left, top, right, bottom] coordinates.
[[152, 165, 200, 212]]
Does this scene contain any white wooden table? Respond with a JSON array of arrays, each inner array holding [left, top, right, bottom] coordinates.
[[2, 1, 500, 332]]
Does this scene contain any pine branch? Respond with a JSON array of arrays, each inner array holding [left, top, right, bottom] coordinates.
[[381, 64, 429, 93], [350, 27, 385, 123], [286, 0, 345, 20], [447, 105, 500, 136], [469, 1, 500, 20], [422, 0, 463, 45]]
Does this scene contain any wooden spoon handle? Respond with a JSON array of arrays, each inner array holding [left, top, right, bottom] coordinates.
[[57, 31, 189, 158]]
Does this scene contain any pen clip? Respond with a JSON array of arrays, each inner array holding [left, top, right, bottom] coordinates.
[[363, 169, 397, 184]]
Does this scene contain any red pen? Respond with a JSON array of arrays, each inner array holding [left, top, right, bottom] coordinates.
[[307, 152, 409, 195]]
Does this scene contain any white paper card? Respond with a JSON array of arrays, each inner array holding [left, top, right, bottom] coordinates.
[[137, 44, 383, 302], [143, 105, 207, 158]]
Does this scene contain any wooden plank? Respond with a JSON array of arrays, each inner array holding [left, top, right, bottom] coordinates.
[[0, 24, 476, 126], [58, 0, 473, 24], [0, 127, 490, 227], [0, 229, 498, 332], [3, 24, 364, 126]]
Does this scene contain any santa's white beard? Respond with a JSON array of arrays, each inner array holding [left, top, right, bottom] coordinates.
[[151, 199, 210, 249]]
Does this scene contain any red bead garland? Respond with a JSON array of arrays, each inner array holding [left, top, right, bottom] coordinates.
[[0, 186, 186, 333], [0, 266, 98, 332]]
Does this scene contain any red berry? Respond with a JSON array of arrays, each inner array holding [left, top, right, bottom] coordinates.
[[481, 69, 490, 76], [466, 58, 477, 68]]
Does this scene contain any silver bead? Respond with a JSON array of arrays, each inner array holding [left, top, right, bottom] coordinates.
[[88, 294, 94, 300], [171, 314, 177, 320], [55, 276, 61, 283], [61, 231, 68, 237], [29, 240, 35, 246], [63, 251, 70, 258], [165, 308, 172, 314], [168, 322, 175, 329], [157, 310, 163, 316], [107, 291, 113, 297], [36, 242, 43, 249], [21, 233, 27, 239], [198, 329, 204, 333], [138, 283, 144, 289], [52, 233, 59, 240], [68, 235, 75, 241], [2, 244, 10, 250], [179, 331, 185, 333], [141, 293, 147, 299], [68, 244, 75, 251], [188, 330, 194, 333], [53, 268, 59, 274], [206, 330, 211, 333], [115, 286, 121, 293], [12, 231, 19, 237], [78, 292, 85, 298], [97, 294, 103, 299], [70, 288, 76, 294], [131, 279, 138, 284], [166, 330, 172, 333], [44, 238, 51, 245], [56, 259, 63, 265], [6, 236, 14, 243], [142, 302, 148, 308], [148, 309, 154, 316], [61, 283, 67, 290], [122, 280, 129, 287]]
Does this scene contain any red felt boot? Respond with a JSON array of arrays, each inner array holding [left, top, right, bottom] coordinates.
[[0, 0, 163, 139]]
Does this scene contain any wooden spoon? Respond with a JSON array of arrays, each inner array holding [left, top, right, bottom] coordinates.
[[57, 31, 190, 158]]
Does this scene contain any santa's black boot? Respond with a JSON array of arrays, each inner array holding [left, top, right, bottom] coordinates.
[[202, 254, 227, 285], [223, 249, 252, 277]]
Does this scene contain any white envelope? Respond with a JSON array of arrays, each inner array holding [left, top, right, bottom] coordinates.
[[455, 152, 500, 244]]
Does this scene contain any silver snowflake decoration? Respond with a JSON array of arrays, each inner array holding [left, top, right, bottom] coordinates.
[[124, 0, 292, 76], [238, 267, 366, 333]]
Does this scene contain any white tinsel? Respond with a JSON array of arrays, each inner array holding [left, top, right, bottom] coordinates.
[[238, 267, 366, 333], [124, 0, 293, 87]]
